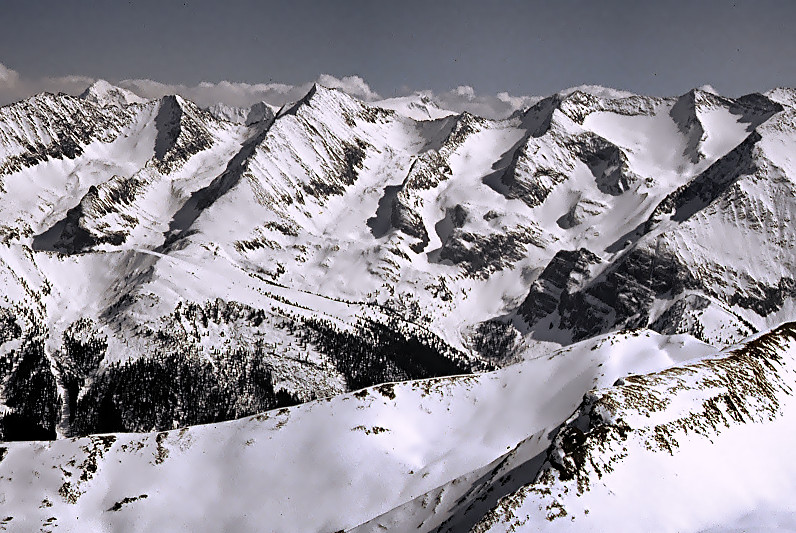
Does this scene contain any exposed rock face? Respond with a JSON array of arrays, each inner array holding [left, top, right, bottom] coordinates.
[[518, 248, 602, 325], [244, 101, 276, 126], [498, 94, 642, 210], [518, 242, 736, 342], [567, 132, 638, 195], [499, 129, 573, 208], [562, 247, 694, 340], [153, 95, 215, 173], [556, 197, 606, 229], [515, 97, 796, 346], [33, 174, 149, 253], [390, 151, 452, 252], [646, 130, 763, 227], [438, 224, 544, 279], [558, 89, 662, 124]]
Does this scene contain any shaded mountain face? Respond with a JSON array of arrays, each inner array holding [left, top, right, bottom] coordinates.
[[0, 82, 794, 445]]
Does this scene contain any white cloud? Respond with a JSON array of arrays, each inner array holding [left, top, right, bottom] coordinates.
[[114, 74, 379, 108], [497, 91, 539, 110], [41, 75, 96, 95], [0, 63, 100, 104], [117, 78, 313, 108], [421, 87, 542, 119], [0, 62, 539, 119], [453, 85, 476, 100], [317, 74, 380, 101], [372, 86, 541, 119], [0, 63, 20, 87]]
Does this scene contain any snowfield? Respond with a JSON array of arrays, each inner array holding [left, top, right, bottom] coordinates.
[[0, 330, 717, 532], [3, 325, 796, 532], [0, 80, 796, 531]]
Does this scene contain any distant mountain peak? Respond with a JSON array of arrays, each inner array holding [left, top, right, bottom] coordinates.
[[372, 93, 457, 121], [245, 101, 276, 126], [205, 101, 277, 126], [79, 79, 146, 107], [696, 83, 720, 95], [558, 84, 637, 101]]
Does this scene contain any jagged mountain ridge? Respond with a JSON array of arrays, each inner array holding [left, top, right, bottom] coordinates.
[[1, 79, 796, 532], [0, 81, 795, 444]]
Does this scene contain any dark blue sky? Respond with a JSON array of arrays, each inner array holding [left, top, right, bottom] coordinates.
[[1, 0, 795, 98]]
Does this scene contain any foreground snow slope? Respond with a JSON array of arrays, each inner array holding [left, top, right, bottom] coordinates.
[[441, 323, 796, 533], [0, 330, 713, 532]]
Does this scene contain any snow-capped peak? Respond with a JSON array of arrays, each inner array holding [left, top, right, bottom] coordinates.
[[373, 93, 457, 121], [205, 101, 277, 125], [275, 82, 367, 120], [558, 84, 637, 101], [205, 102, 248, 123], [275, 83, 319, 118], [764, 87, 796, 108], [79, 79, 146, 107], [696, 83, 720, 95]]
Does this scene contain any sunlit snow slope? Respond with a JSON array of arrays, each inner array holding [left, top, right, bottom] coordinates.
[[1, 79, 796, 531], [0, 329, 716, 532]]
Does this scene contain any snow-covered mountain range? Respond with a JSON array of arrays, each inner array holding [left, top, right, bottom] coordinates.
[[1, 80, 796, 531]]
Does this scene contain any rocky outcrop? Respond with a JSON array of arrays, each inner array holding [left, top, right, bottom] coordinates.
[[647, 130, 762, 227], [470, 322, 796, 531], [556, 197, 606, 229], [152, 95, 215, 173], [32, 173, 149, 253], [518, 248, 602, 325], [438, 224, 545, 279], [499, 116, 636, 210], [567, 133, 638, 195], [390, 151, 452, 252]]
